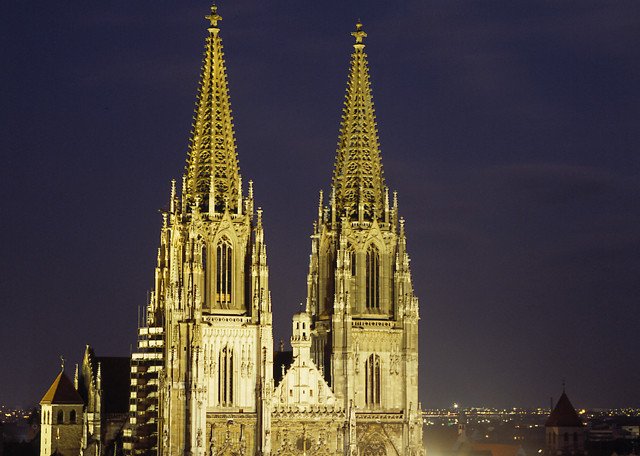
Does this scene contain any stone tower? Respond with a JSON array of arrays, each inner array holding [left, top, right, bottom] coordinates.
[[127, 5, 273, 455], [545, 391, 585, 456], [305, 21, 423, 455], [40, 367, 84, 456]]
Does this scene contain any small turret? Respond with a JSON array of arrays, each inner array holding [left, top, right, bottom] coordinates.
[[291, 311, 312, 360], [40, 365, 84, 456]]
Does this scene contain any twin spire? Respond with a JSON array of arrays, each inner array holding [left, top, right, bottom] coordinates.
[[184, 7, 385, 221], [332, 21, 386, 222], [185, 5, 240, 213]]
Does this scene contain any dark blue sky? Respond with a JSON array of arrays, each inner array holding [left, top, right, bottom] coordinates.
[[1, 1, 638, 409]]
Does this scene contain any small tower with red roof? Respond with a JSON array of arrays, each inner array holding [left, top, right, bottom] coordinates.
[[39, 361, 84, 456]]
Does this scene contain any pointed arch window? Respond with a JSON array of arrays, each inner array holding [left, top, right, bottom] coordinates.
[[365, 353, 381, 406], [69, 409, 76, 424], [57, 410, 64, 424], [201, 244, 208, 307], [216, 237, 233, 308], [348, 244, 356, 276], [218, 345, 234, 406], [366, 244, 380, 310]]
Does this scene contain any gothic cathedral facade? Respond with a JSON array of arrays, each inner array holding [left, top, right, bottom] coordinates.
[[125, 5, 424, 456]]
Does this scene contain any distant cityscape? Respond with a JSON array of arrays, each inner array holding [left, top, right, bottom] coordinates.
[[423, 407, 640, 456]]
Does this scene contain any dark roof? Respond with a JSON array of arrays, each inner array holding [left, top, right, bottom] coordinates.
[[546, 392, 583, 427], [273, 350, 293, 384], [94, 356, 131, 414], [40, 371, 83, 405], [470, 443, 523, 456]]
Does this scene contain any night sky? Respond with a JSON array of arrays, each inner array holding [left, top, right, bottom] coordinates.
[[1, 1, 639, 409]]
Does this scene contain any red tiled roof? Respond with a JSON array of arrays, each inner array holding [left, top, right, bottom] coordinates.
[[546, 392, 583, 427], [40, 371, 83, 405]]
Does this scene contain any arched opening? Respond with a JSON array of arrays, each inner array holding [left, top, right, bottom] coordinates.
[[365, 353, 381, 406], [362, 434, 387, 456], [216, 237, 233, 308], [70, 409, 76, 424], [366, 244, 380, 311], [322, 246, 335, 314], [202, 244, 208, 307], [218, 345, 234, 406], [57, 410, 64, 424]]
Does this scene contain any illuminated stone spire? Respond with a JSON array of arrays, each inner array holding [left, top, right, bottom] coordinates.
[[332, 21, 385, 222], [185, 4, 240, 213]]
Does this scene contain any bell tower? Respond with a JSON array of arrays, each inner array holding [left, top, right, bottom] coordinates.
[[40, 365, 84, 456], [545, 390, 585, 456], [305, 21, 423, 454]]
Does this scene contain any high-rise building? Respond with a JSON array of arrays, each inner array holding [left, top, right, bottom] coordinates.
[[119, 4, 425, 455]]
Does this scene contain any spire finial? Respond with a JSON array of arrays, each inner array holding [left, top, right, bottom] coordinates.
[[60, 355, 65, 372], [206, 4, 222, 29], [351, 20, 367, 45]]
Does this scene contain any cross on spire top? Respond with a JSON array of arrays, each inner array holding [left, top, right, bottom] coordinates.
[[206, 4, 222, 28], [351, 21, 367, 45]]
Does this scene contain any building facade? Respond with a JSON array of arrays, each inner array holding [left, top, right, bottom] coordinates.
[[122, 4, 424, 455]]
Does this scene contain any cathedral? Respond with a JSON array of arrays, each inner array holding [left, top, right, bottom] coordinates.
[[41, 4, 424, 455]]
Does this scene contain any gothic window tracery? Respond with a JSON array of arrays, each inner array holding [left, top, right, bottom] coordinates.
[[218, 345, 234, 406], [362, 440, 387, 456], [366, 244, 380, 310], [365, 353, 381, 406], [215, 237, 233, 308]]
